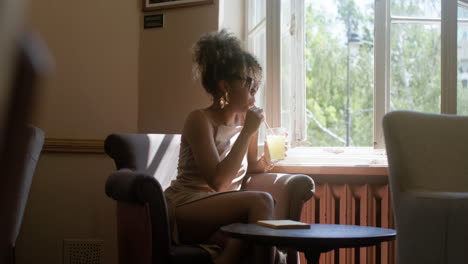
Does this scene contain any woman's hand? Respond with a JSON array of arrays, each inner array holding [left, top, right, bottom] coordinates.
[[264, 139, 289, 161], [243, 106, 264, 135], [262, 138, 288, 171], [262, 141, 275, 171]]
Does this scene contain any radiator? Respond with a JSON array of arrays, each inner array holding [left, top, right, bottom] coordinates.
[[299, 183, 395, 264]]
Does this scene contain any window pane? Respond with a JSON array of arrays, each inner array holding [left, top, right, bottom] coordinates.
[[248, 27, 266, 108], [305, 0, 374, 147], [390, 23, 441, 113], [458, 3, 468, 115], [281, 0, 291, 35], [281, 0, 292, 136], [391, 0, 441, 18], [248, 0, 266, 31], [248, 26, 266, 142]]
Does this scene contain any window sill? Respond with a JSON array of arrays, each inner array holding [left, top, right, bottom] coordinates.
[[270, 147, 388, 176]]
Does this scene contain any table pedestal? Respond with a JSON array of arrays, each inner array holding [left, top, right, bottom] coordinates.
[[304, 248, 333, 264], [304, 249, 320, 264]]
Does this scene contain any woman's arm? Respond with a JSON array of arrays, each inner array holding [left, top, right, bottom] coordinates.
[[247, 131, 263, 173], [247, 132, 275, 173], [184, 110, 260, 191]]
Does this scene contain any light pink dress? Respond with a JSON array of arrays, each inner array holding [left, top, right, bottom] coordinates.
[[163, 110, 248, 256], [164, 110, 248, 207]]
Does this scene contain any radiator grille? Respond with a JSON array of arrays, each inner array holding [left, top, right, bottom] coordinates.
[[63, 239, 103, 264], [300, 183, 395, 264]]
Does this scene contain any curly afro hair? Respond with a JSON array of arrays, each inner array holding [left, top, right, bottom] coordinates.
[[192, 29, 262, 98]]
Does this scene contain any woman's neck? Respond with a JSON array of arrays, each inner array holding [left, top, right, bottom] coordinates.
[[207, 103, 240, 127]]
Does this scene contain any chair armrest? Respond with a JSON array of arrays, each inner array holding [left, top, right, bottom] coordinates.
[[105, 169, 174, 260], [105, 169, 155, 204], [241, 173, 315, 220]]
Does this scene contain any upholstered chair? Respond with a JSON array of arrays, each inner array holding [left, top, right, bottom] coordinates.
[[0, 32, 50, 264], [105, 133, 315, 264], [383, 111, 468, 264]]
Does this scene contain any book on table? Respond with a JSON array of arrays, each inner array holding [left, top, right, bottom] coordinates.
[[256, 220, 310, 229]]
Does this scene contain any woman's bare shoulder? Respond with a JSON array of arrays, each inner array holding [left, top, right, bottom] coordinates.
[[182, 109, 216, 147], [185, 109, 209, 123], [183, 109, 213, 133]]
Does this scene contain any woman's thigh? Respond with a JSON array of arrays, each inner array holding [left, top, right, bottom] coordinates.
[[175, 191, 274, 244]]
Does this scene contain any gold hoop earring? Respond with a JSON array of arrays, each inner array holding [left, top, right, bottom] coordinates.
[[219, 92, 229, 109], [220, 96, 226, 109]]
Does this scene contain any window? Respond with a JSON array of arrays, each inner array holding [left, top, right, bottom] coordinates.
[[246, 0, 268, 142], [458, 1, 468, 114], [246, 0, 464, 149]]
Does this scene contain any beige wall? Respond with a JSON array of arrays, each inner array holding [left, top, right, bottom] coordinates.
[[28, 0, 140, 138], [17, 0, 229, 264], [17, 154, 117, 264], [219, 0, 245, 40], [138, 2, 219, 133], [17, 0, 140, 263]]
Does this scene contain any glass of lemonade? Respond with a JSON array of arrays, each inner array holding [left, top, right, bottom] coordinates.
[[266, 127, 287, 162]]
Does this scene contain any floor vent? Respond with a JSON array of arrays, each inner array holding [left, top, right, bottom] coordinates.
[[63, 239, 103, 264]]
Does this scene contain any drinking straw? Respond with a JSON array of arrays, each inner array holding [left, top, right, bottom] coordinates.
[[263, 119, 275, 134]]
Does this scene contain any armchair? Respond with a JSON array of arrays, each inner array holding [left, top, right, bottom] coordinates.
[[0, 31, 50, 264], [383, 111, 468, 264], [104, 133, 315, 264]]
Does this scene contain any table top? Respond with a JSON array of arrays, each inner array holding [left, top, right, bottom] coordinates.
[[220, 223, 396, 250]]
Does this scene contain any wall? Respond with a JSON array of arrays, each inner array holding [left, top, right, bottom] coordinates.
[[27, 0, 139, 138], [17, 0, 243, 263], [138, 2, 219, 133], [16, 0, 140, 263], [219, 0, 245, 41]]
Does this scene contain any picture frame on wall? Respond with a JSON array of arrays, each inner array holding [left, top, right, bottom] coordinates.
[[143, 0, 213, 12]]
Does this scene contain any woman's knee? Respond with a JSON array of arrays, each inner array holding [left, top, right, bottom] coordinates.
[[247, 191, 274, 214]]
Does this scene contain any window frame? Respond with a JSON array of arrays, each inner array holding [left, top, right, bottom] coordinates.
[[246, 0, 461, 150]]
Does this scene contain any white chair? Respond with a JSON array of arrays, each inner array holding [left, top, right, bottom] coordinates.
[[383, 111, 468, 264]]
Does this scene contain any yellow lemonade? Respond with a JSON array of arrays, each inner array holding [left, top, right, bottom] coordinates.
[[267, 135, 286, 161]]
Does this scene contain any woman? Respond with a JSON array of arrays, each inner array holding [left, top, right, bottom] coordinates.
[[164, 30, 283, 264]]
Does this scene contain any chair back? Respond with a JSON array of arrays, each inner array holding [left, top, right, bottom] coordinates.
[[383, 111, 468, 193], [105, 133, 181, 190], [9, 126, 45, 244], [1, 126, 44, 264]]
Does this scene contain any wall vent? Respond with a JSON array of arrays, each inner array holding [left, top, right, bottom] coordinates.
[[63, 239, 103, 264]]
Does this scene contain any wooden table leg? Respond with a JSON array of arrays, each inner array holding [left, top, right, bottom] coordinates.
[[304, 249, 321, 264]]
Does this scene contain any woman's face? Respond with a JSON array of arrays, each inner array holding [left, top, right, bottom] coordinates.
[[226, 73, 258, 112]]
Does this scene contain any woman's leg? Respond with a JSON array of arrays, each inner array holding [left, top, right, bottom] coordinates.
[[175, 191, 275, 264]]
